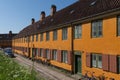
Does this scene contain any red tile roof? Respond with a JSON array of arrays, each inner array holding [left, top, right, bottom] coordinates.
[[14, 0, 120, 38]]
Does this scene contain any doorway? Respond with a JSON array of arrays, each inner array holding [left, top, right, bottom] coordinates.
[[74, 53, 82, 74]]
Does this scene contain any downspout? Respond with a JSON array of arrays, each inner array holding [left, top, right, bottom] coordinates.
[[71, 23, 74, 74]]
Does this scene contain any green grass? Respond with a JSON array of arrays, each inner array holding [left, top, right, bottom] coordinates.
[[0, 51, 44, 80]]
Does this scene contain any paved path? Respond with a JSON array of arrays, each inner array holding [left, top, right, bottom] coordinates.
[[13, 54, 80, 80]]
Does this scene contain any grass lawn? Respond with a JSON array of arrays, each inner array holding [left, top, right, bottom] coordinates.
[[0, 51, 44, 80]]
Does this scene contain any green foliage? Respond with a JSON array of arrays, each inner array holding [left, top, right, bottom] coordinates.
[[0, 51, 43, 80]]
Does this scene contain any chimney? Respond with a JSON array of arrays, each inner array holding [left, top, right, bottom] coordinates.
[[51, 5, 56, 16], [40, 11, 46, 21], [9, 31, 12, 37], [31, 18, 35, 25]]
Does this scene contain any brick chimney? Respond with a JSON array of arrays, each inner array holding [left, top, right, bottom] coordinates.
[[31, 18, 35, 25], [51, 5, 56, 16], [9, 31, 12, 37], [40, 11, 46, 21]]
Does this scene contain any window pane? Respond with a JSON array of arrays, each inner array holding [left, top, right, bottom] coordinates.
[[92, 54, 97, 67], [74, 25, 82, 39], [92, 20, 102, 38], [62, 50, 68, 63], [53, 50, 57, 60], [53, 30, 57, 40], [62, 28, 67, 40], [32, 35, 34, 42], [46, 49, 50, 59], [98, 55, 102, 68], [36, 34, 38, 41], [46, 32, 50, 41], [40, 33, 43, 41]]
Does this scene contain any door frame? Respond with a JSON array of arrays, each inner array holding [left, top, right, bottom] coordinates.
[[74, 51, 82, 74]]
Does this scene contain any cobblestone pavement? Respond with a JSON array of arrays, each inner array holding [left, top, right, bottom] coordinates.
[[13, 54, 81, 80]]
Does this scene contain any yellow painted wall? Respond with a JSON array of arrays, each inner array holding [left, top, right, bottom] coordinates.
[[74, 16, 120, 79], [12, 26, 72, 71]]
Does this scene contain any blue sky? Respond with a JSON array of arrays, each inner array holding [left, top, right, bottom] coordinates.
[[0, 0, 78, 33]]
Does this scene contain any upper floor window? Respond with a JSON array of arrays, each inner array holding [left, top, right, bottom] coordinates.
[[74, 25, 82, 39], [117, 16, 120, 36], [53, 30, 57, 40], [61, 50, 68, 63], [36, 34, 38, 42], [62, 28, 68, 40], [92, 54, 102, 68], [40, 33, 43, 41], [52, 50, 57, 60], [46, 32, 50, 41], [92, 20, 102, 38], [32, 35, 34, 42]]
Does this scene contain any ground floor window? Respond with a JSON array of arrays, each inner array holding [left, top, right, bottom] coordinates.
[[39, 48, 43, 57], [92, 54, 102, 68], [61, 50, 68, 63], [35, 48, 38, 56], [52, 50, 57, 60], [46, 49, 50, 59]]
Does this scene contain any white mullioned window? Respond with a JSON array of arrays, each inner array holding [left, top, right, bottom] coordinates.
[[53, 30, 57, 40], [92, 54, 102, 68], [92, 20, 102, 38], [46, 49, 50, 59], [36, 34, 38, 41], [62, 50, 68, 63], [52, 50, 57, 60], [62, 28, 68, 40], [40, 33, 43, 41], [74, 25, 82, 39], [46, 32, 50, 41]]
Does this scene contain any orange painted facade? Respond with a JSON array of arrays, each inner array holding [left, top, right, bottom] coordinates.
[[12, 0, 120, 80]]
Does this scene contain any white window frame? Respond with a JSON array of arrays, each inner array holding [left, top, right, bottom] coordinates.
[[92, 54, 102, 68], [46, 49, 50, 59], [46, 32, 50, 41], [53, 30, 57, 40], [62, 28, 68, 40], [92, 20, 102, 38], [52, 50, 57, 60], [74, 25, 82, 39], [62, 50, 68, 63], [40, 33, 43, 41]]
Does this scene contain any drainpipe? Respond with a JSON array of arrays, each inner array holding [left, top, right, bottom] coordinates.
[[71, 23, 74, 74]]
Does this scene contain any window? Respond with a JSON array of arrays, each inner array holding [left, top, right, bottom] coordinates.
[[39, 49, 43, 57], [40, 33, 43, 41], [32, 35, 34, 42], [35, 48, 38, 56], [92, 20, 102, 38], [46, 32, 50, 41], [46, 49, 50, 59], [118, 56, 120, 73], [92, 54, 102, 68], [117, 16, 120, 36], [61, 50, 68, 63], [36, 34, 38, 41], [52, 50, 57, 60], [62, 28, 68, 40], [53, 30, 57, 40], [74, 25, 82, 39]]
